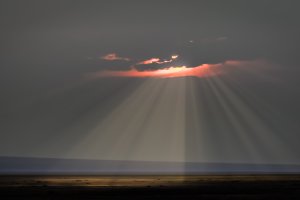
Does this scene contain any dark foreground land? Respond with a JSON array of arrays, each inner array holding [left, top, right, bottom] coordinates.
[[0, 175, 300, 199]]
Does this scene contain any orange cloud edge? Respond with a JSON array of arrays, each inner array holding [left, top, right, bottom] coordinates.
[[85, 59, 269, 79], [85, 61, 243, 79]]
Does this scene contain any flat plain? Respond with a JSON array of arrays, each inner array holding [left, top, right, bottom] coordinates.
[[1, 175, 300, 199]]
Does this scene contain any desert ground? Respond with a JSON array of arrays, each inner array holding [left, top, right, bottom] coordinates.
[[0, 175, 300, 199]]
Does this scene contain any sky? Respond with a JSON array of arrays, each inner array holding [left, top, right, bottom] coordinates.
[[0, 0, 300, 167]]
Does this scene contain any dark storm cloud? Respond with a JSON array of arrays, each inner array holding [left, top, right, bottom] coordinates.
[[0, 0, 299, 77], [135, 63, 170, 71]]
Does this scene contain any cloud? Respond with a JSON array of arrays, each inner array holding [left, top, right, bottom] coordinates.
[[138, 58, 160, 65], [85, 63, 223, 79], [137, 55, 179, 65], [101, 53, 131, 61], [85, 59, 271, 79]]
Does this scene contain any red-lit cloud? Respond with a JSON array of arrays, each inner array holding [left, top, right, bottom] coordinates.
[[90, 54, 267, 79], [86, 62, 226, 79], [137, 55, 178, 65], [138, 58, 160, 65], [101, 53, 130, 61]]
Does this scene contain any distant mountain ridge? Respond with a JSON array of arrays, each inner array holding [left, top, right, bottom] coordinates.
[[1, 156, 300, 175]]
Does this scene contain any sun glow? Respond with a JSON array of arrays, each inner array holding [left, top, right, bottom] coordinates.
[[171, 55, 178, 59], [88, 54, 254, 79], [86, 63, 222, 79]]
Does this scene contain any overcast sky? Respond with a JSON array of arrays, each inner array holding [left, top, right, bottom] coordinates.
[[0, 0, 300, 165]]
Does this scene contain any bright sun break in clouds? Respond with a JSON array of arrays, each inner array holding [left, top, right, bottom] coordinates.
[[86, 64, 218, 78], [89, 54, 264, 79]]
